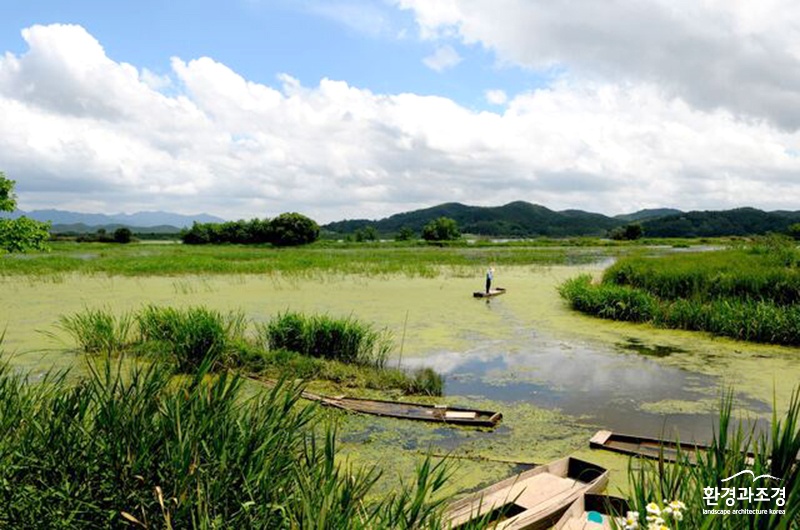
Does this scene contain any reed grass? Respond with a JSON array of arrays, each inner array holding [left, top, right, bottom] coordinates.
[[137, 305, 246, 372], [260, 311, 393, 368], [626, 388, 800, 529], [561, 242, 800, 346], [55, 306, 445, 396], [0, 354, 455, 528], [57, 307, 134, 354]]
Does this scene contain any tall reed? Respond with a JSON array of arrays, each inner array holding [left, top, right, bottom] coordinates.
[[0, 354, 455, 528], [626, 388, 800, 529], [261, 311, 393, 368], [137, 305, 246, 371], [57, 307, 134, 354]]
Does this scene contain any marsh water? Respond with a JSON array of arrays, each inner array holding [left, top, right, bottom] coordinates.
[[3, 258, 799, 494]]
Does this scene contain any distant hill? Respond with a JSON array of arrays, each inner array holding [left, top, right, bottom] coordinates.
[[51, 223, 183, 234], [1, 209, 224, 228], [324, 201, 623, 237], [641, 207, 800, 237], [325, 202, 800, 238], [615, 208, 683, 222]]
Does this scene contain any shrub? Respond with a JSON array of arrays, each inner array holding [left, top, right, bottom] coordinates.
[[268, 212, 320, 246], [422, 217, 460, 242]]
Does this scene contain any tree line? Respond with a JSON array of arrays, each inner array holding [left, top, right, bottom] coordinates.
[[181, 212, 320, 246]]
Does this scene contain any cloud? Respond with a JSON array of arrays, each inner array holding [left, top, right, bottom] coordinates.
[[397, 0, 800, 130], [1, 24, 800, 222], [422, 45, 462, 72], [485, 89, 507, 105]]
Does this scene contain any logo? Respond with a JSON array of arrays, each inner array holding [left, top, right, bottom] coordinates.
[[702, 469, 785, 516]]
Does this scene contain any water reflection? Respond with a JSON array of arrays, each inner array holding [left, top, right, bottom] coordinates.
[[402, 335, 769, 442]]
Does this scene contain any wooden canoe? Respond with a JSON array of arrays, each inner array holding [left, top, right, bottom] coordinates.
[[590, 429, 706, 463], [553, 494, 630, 530], [444, 457, 609, 529], [302, 391, 503, 428], [474, 287, 507, 298]]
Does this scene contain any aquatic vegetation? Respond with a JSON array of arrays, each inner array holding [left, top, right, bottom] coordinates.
[[0, 356, 457, 529], [136, 305, 246, 371], [627, 388, 800, 529], [56, 307, 134, 354], [56, 306, 444, 395], [260, 311, 392, 367], [560, 246, 800, 346]]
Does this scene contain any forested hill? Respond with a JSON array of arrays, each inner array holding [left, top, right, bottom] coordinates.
[[324, 201, 623, 237], [324, 202, 800, 238], [640, 208, 800, 237]]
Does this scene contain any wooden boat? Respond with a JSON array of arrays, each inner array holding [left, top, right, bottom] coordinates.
[[589, 429, 704, 463], [590, 430, 798, 465], [474, 287, 507, 298], [444, 457, 609, 529], [553, 494, 629, 530], [302, 391, 503, 428]]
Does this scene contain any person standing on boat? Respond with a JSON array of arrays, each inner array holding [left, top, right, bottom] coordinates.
[[485, 267, 494, 294]]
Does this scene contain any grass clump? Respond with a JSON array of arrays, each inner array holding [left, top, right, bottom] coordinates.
[[57, 308, 134, 354], [626, 388, 800, 529], [0, 353, 455, 529], [137, 305, 246, 372], [561, 242, 800, 346], [261, 311, 392, 367]]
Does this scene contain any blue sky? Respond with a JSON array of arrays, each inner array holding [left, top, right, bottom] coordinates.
[[1, 1, 799, 221], [0, 1, 547, 111]]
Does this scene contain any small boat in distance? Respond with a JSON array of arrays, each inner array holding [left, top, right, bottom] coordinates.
[[474, 287, 507, 298], [553, 493, 629, 530], [302, 391, 503, 428], [444, 456, 609, 529]]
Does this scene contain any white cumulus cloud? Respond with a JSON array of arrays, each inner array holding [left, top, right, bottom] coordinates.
[[1, 23, 800, 222]]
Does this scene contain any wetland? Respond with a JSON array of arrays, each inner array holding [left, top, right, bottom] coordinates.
[[3, 242, 799, 500]]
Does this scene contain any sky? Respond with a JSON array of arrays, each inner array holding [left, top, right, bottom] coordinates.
[[1, 0, 800, 223]]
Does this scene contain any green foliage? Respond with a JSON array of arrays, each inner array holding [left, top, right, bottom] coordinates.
[[0, 172, 51, 253], [0, 358, 454, 528], [137, 305, 246, 372], [422, 217, 461, 242], [627, 388, 800, 529], [609, 223, 644, 241], [57, 308, 134, 354], [269, 212, 320, 246], [395, 226, 416, 241], [181, 214, 320, 247], [789, 223, 800, 240], [113, 227, 132, 243], [0, 171, 16, 212], [261, 311, 392, 367], [0, 216, 51, 253], [561, 245, 800, 345], [355, 225, 379, 242]]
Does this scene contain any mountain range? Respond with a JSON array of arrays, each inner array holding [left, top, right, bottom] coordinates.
[[323, 202, 800, 238], [5, 204, 800, 238], [1, 210, 225, 230]]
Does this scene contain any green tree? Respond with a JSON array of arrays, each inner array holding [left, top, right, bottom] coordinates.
[[421, 217, 460, 241], [788, 223, 800, 241], [0, 172, 50, 253], [395, 226, 415, 241], [609, 223, 644, 241], [0, 172, 16, 212], [113, 227, 133, 244], [354, 225, 378, 242], [268, 212, 320, 246]]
